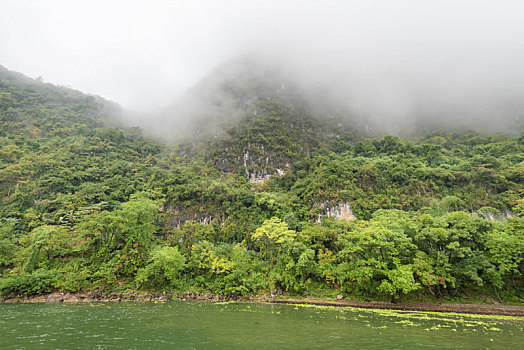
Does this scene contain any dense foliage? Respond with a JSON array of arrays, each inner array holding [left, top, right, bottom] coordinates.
[[1, 66, 523, 303]]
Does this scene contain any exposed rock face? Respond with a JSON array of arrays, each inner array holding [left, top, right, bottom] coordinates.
[[160, 204, 220, 228], [241, 147, 288, 184], [478, 209, 513, 222], [248, 167, 286, 184], [317, 202, 356, 223], [249, 171, 272, 185]]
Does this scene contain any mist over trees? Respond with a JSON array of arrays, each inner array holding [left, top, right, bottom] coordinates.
[[1, 1, 523, 133], [126, 54, 523, 144]]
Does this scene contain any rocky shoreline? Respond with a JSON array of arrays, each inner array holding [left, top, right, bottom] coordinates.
[[2, 291, 523, 317], [0, 290, 270, 304]]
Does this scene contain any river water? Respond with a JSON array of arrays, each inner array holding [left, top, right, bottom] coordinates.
[[1, 301, 522, 349]]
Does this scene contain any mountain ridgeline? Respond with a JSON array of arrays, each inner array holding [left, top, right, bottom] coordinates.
[[0, 63, 523, 303]]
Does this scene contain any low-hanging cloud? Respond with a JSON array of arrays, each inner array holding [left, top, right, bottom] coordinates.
[[1, 0, 523, 133]]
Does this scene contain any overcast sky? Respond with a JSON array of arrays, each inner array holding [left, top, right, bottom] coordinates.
[[1, 0, 524, 118]]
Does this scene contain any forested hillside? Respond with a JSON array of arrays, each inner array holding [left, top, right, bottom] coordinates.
[[1, 65, 522, 303]]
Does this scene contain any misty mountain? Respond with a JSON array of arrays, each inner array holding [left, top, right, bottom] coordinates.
[[130, 56, 369, 141], [130, 54, 524, 152], [128, 56, 373, 180]]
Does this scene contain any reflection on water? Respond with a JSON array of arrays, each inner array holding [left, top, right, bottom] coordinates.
[[0, 301, 522, 349]]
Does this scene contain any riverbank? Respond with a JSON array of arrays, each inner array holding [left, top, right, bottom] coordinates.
[[2, 291, 523, 317], [271, 299, 524, 317]]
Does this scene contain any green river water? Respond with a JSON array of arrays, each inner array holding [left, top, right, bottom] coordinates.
[[1, 301, 522, 349]]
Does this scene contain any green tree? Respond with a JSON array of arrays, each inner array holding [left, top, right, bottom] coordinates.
[[251, 217, 296, 270], [136, 246, 186, 289]]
